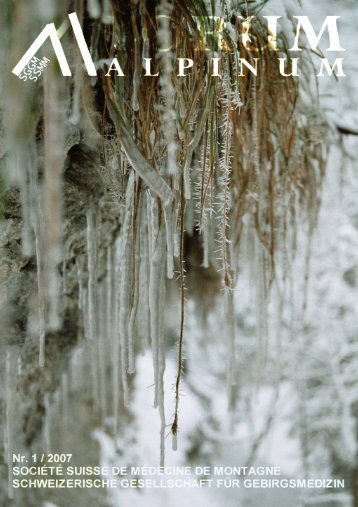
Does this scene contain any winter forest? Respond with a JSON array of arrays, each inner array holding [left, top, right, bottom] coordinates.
[[0, 0, 357, 506]]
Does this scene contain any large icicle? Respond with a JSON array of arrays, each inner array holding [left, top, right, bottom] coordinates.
[[148, 193, 167, 463], [164, 202, 175, 279], [106, 244, 119, 432], [127, 216, 140, 375], [137, 193, 151, 350], [86, 208, 97, 342], [148, 194, 160, 407], [86, 208, 100, 413], [32, 187, 46, 367], [148, 193, 167, 414], [43, 63, 65, 333], [117, 173, 135, 405], [113, 237, 123, 428], [107, 243, 120, 433], [98, 281, 108, 423], [158, 273, 167, 466]]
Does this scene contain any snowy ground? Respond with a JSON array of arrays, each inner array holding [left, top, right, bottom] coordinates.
[[94, 353, 304, 507]]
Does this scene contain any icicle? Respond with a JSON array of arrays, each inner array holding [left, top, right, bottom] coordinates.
[[48, 388, 63, 452], [128, 221, 140, 374], [89, 340, 100, 414], [43, 63, 65, 332], [112, 325, 120, 433], [43, 393, 52, 453], [137, 193, 151, 350], [147, 194, 167, 462], [202, 220, 210, 268], [30, 152, 46, 366], [185, 196, 194, 237], [158, 274, 166, 466], [82, 287, 89, 339], [69, 347, 84, 392], [86, 208, 97, 341], [113, 236, 121, 433], [148, 194, 159, 406], [117, 173, 135, 405], [87, 0, 101, 19], [61, 372, 69, 426], [34, 220, 46, 368], [17, 355, 22, 377], [131, 67, 140, 112], [164, 203, 175, 279], [174, 230, 180, 258], [102, 0, 113, 24], [148, 194, 167, 408], [172, 433, 177, 451], [98, 281, 108, 422], [106, 246, 114, 341], [76, 259, 85, 312], [86, 209, 100, 412], [106, 244, 119, 432]]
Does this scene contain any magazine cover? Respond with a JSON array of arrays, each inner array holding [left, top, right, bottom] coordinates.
[[0, 1, 357, 506]]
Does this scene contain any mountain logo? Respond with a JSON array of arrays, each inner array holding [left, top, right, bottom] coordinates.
[[12, 13, 97, 78]]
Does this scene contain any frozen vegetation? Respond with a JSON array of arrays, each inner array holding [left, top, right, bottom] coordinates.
[[0, 0, 357, 506]]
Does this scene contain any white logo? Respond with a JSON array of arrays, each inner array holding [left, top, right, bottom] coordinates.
[[12, 13, 97, 78]]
